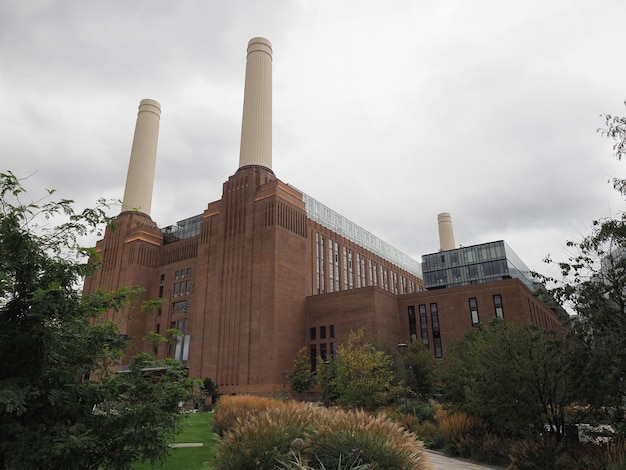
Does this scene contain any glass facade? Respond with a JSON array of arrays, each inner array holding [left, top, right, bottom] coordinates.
[[161, 214, 203, 244], [298, 189, 422, 277], [421, 240, 534, 290]]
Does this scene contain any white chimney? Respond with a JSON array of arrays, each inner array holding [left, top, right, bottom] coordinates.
[[121, 99, 161, 215], [437, 212, 456, 251], [238, 37, 272, 170]]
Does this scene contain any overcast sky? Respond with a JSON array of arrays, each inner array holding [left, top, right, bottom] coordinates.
[[2, 0, 625, 278]]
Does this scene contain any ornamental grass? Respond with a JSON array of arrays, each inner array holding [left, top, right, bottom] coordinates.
[[213, 396, 430, 470]]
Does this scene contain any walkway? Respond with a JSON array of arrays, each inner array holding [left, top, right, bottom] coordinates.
[[424, 450, 506, 470]]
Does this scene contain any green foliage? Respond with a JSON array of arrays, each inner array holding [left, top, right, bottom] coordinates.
[[215, 401, 317, 470], [404, 341, 437, 399], [214, 398, 429, 470], [317, 357, 340, 406], [538, 102, 626, 413], [202, 377, 219, 403], [442, 319, 578, 439], [289, 346, 316, 394], [334, 328, 400, 410], [0, 172, 196, 470]]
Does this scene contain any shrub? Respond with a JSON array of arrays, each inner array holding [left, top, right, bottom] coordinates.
[[508, 438, 605, 470], [306, 408, 429, 470], [212, 395, 285, 436], [413, 421, 444, 450], [606, 438, 626, 470], [214, 399, 430, 469], [215, 401, 319, 470], [437, 410, 485, 457]]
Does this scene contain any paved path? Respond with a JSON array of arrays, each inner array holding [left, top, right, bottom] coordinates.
[[424, 450, 506, 470]]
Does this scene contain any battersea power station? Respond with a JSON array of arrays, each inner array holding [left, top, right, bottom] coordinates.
[[84, 37, 563, 395]]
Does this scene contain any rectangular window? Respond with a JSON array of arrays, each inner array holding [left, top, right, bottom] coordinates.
[[320, 343, 327, 361], [175, 270, 180, 280], [408, 306, 417, 342], [419, 304, 429, 349], [159, 285, 164, 298], [343, 246, 348, 290], [173, 300, 189, 313], [310, 345, 317, 371], [320, 326, 326, 339], [430, 303, 442, 358], [173, 282, 179, 297], [186, 279, 191, 295], [348, 249, 353, 289], [329, 324, 336, 338], [310, 327, 316, 341], [493, 294, 504, 319], [469, 297, 480, 327], [330, 342, 337, 358], [160, 273, 165, 283]]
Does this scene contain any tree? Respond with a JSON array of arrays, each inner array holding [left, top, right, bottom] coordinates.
[[537, 102, 626, 411], [288, 347, 316, 396], [202, 377, 219, 404], [334, 328, 400, 410], [405, 340, 437, 400], [442, 319, 579, 439], [317, 357, 340, 406], [0, 172, 197, 470]]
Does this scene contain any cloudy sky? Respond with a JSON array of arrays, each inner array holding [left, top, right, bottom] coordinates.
[[2, 0, 625, 278]]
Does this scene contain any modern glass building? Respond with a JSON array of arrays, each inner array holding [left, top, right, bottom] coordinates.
[[421, 240, 534, 290]]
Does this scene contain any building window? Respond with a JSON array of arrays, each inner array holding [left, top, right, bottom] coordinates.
[[493, 294, 504, 319], [329, 324, 336, 338], [320, 326, 326, 339], [316, 233, 325, 294], [330, 342, 336, 358], [310, 327, 316, 341], [159, 285, 164, 298], [419, 304, 429, 349], [348, 249, 354, 289], [329, 240, 339, 293], [175, 270, 180, 280], [430, 303, 442, 358], [160, 273, 165, 283], [408, 306, 417, 342], [173, 300, 189, 313], [320, 343, 327, 361], [173, 282, 179, 297], [310, 344, 317, 371], [469, 297, 480, 327]]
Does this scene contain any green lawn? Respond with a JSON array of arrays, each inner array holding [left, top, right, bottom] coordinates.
[[132, 412, 217, 470]]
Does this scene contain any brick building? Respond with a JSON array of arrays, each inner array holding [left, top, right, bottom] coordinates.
[[84, 37, 563, 395]]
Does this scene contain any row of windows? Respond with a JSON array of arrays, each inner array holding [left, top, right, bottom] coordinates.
[[310, 324, 336, 341], [407, 295, 505, 358], [314, 233, 418, 295]]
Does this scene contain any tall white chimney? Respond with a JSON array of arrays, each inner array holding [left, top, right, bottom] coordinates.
[[238, 37, 272, 170], [121, 99, 161, 215], [437, 212, 456, 251]]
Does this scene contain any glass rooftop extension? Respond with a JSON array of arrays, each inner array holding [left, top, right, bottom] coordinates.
[[421, 240, 534, 290], [159, 190, 422, 279], [298, 189, 422, 277]]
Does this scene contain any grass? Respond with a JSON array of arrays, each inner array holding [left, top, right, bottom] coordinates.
[[131, 412, 217, 470]]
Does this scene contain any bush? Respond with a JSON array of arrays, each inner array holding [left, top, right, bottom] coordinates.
[[437, 410, 485, 457], [307, 408, 428, 470], [414, 421, 444, 450], [508, 438, 606, 470], [214, 397, 430, 470], [212, 395, 285, 437], [215, 401, 319, 470]]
